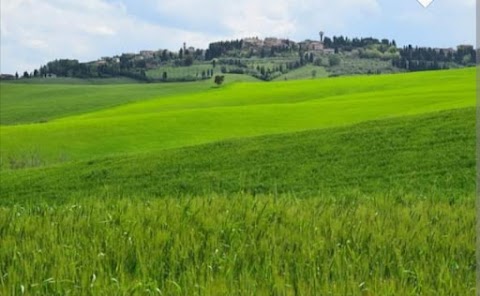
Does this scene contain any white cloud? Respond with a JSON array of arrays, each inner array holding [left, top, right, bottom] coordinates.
[[80, 25, 117, 36], [0, 0, 219, 73], [156, 0, 380, 39], [22, 39, 50, 50]]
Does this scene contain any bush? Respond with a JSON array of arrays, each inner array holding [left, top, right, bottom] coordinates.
[[328, 55, 342, 67], [214, 75, 225, 86]]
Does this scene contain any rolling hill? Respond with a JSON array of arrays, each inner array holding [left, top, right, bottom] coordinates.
[[0, 68, 474, 170], [0, 67, 475, 295]]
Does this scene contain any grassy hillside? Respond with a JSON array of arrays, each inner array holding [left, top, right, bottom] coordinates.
[[1, 108, 474, 202], [5, 77, 142, 85], [0, 108, 475, 295], [0, 82, 211, 125], [0, 68, 474, 169], [0, 68, 475, 295], [0, 75, 260, 126]]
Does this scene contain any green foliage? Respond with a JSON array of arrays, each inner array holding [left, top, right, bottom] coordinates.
[[184, 55, 194, 66], [396, 45, 476, 71], [359, 48, 383, 59], [214, 75, 225, 86], [462, 54, 473, 64], [328, 55, 342, 66], [274, 65, 328, 81], [328, 56, 402, 76]]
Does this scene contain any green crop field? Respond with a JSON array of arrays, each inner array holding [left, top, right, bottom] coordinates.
[[0, 67, 476, 295], [0, 82, 209, 125], [0, 68, 474, 168]]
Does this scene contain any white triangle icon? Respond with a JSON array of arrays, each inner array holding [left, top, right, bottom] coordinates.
[[417, 0, 434, 8]]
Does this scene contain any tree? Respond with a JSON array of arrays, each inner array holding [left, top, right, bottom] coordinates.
[[162, 72, 168, 81], [161, 50, 168, 61], [214, 75, 225, 86], [260, 66, 266, 76], [179, 48, 184, 59], [260, 48, 266, 58], [15, 72, 19, 79], [323, 37, 333, 48], [212, 59, 217, 68], [23, 71, 29, 78], [311, 70, 317, 78], [184, 56, 194, 66], [462, 54, 473, 65], [328, 55, 341, 67]]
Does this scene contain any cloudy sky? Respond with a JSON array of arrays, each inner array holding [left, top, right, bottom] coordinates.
[[0, 0, 476, 74]]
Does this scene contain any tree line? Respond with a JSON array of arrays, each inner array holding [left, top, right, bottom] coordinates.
[[322, 36, 397, 51], [392, 45, 476, 71], [21, 36, 475, 81]]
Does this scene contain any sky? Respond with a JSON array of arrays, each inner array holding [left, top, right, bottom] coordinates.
[[0, 0, 476, 74]]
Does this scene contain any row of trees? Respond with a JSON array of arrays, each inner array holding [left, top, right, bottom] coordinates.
[[392, 45, 476, 71], [34, 45, 208, 80], [322, 36, 397, 52], [36, 59, 150, 81], [400, 45, 475, 63], [205, 40, 243, 60], [219, 53, 342, 81]]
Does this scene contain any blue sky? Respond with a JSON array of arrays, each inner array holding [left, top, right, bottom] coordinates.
[[0, 0, 475, 74]]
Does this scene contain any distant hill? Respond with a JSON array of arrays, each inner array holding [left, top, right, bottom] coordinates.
[[10, 34, 476, 83]]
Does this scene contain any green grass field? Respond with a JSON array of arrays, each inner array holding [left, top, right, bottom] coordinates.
[[0, 82, 209, 125], [0, 67, 476, 295], [0, 74, 261, 126], [1, 107, 474, 202], [0, 68, 474, 169], [1, 196, 474, 295], [7, 77, 142, 85]]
